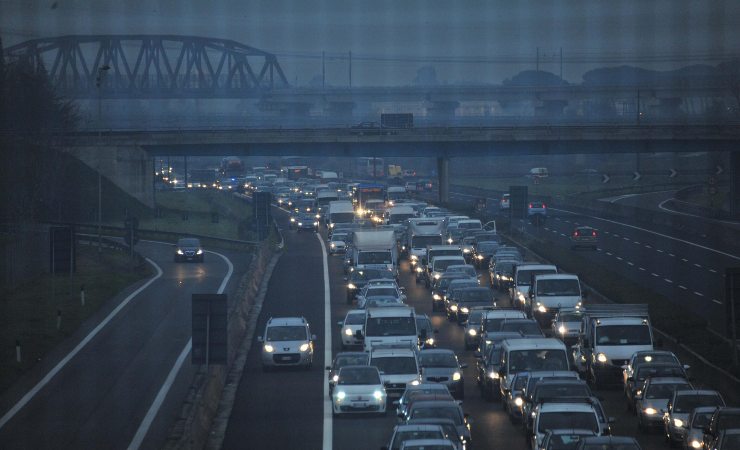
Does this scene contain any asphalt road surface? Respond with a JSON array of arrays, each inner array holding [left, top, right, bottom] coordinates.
[[0, 240, 249, 450], [224, 205, 675, 450]]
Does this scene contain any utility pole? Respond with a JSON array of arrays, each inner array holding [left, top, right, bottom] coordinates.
[[96, 65, 110, 257], [322, 51, 326, 89], [536, 47, 539, 72], [349, 51, 352, 88], [636, 89, 641, 125], [559, 47, 563, 80]]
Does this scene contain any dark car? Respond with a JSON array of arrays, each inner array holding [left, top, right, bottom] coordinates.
[[703, 407, 740, 448], [570, 226, 599, 250], [575, 436, 641, 449], [446, 287, 495, 324], [346, 268, 396, 303], [174, 237, 204, 262], [295, 213, 319, 232]]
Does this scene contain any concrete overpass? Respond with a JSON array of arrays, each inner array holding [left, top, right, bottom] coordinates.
[[57, 123, 740, 208]]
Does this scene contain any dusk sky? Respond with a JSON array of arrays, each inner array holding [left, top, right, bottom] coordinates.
[[2, 0, 739, 85]]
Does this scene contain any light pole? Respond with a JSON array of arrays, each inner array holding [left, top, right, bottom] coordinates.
[[96, 65, 110, 255]]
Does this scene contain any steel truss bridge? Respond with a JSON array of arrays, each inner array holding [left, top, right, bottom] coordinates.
[[2, 35, 289, 99]]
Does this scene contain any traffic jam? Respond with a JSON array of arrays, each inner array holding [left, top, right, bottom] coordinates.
[[253, 176, 739, 450]]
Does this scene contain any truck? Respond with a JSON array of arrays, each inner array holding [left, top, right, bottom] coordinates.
[[387, 164, 403, 180], [385, 205, 416, 226], [404, 218, 445, 263], [381, 113, 414, 129], [355, 183, 386, 212], [316, 190, 340, 218], [327, 201, 356, 229], [359, 307, 418, 353], [572, 304, 655, 387], [220, 156, 245, 179], [188, 169, 218, 189], [351, 230, 398, 276], [386, 186, 408, 205], [528, 273, 585, 327]]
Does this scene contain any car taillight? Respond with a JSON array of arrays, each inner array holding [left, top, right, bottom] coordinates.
[[528, 203, 533, 208], [592, 231, 597, 236], [542, 203, 546, 208], [574, 231, 579, 237]]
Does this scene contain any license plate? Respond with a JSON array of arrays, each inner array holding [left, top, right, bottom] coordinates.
[[352, 402, 367, 408], [279, 356, 292, 361]]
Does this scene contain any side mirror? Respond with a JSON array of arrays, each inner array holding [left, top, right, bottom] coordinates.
[[325, 366, 332, 371], [460, 363, 468, 369], [257, 336, 264, 343], [337, 321, 344, 327], [311, 334, 317, 341], [683, 364, 691, 371], [355, 330, 364, 339]]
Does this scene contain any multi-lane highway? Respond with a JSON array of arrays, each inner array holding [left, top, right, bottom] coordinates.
[[222, 204, 681, 450], [0, 240, 249, 450]]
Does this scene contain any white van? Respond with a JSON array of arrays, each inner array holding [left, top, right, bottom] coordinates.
[[529, 167, 549, 178], [360, 306, 418, 352], [499, 338, 570, 399]]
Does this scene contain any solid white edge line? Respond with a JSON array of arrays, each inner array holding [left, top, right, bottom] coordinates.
[[128, 249, 233, 450], [0, 258, 164, 431], [316, 233, 333, 450], [551, 207, 740, 261]]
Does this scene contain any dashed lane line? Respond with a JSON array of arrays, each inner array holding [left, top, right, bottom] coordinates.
[[713, 299, 723, 305], [627, 262, 635, 266], [639, 267, 646, 271], [694, 263, 703, 268], [679, 285, 688, 290], [651, 273, 659, 277], [316, 234, 333, 450], [664, 278, 673, 283], [694, 291, 705, 297]]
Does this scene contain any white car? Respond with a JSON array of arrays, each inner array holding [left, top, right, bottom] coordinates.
[[338, 309, 366, 349], [257, 317, 316, 371], [332, 365, 387, 416]]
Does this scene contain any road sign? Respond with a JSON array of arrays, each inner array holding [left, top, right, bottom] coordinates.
[[509, 186, 528, 220], [632, 171, 641, 182], [668, 169, 677, 178], [123, 217, 139, 246], [50, 226, 75, 274], [253, 192, 272, 240], [475, 198, 487, 212], [192, 294, 228, 365], [602, 174, 610, 184]]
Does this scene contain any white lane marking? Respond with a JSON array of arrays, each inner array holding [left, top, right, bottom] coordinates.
[[606, 252, 613, 256], [623, 237, 630, 241], [603, 230, 610, 234], [669, 253, 676, 257], [693, 263, 702, 268], [634, 241, 641, 245], [627, 262, 635, 266], [616, 256, 623, 261], [651, 273, 659, 277], [679, 285, 688, 290], [682, 258, 689, 262], [559, 233, 567, 237], [709, 269, 718, 273], [316, 234, 333, 450], [664, 278, 673, 284], [657, 249, 664, 253], [0, 259, 164, 431], [551, 207, 740, 261], [713, 299, 722, 305], [613, 234, 620, 238], [658, 197, 740, 225], [639, 267, 646, 271], [596, 248, 602, 252], [128, 249, 233, 450], [544, 227, 550, 231], [694, 291, 705, 297], [645, 245, 652, 249]]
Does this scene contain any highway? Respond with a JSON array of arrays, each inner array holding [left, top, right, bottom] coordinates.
[[223, 204, 678, 450], [0, 240, 249, 450]]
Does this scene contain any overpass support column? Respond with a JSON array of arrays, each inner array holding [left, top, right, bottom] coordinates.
[[437, 156, 449, 205]]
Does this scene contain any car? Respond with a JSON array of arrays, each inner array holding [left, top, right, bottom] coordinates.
[[622, 350, 685, 388], [418, 349, 467, 400], [325, 351, 369, 396], [174, 237, 204, 262], [406, 418, 466, 450], [381, 424, 448, 450], [337, 310, 366, 349], [503, 371, 530, 422], [474, 332, 522, 401], [570, 226, 599, 250], [446, 287, 495, 324], [517, 370, 582, 423], [395, 383, 452, 419], [574, 436, 642, 450], [257, 317, 316, 371], [329, 232, 349, 254], [707, 429, 740, 450], [702, 407, 740, 449], [442, 280, 479, 318], [528, 201, 547, 225], [540, 429, 597, 450], [473, 241, 499, 268], [357, 283, 406, 308], [399, 439, 457, 450], [331, 365, 387, 416], [463, 306, 495, 350], [531, 401, 602, 450], [403, 400, 472, 448], [522, 379, 596, 435], [370, 346, 422, 398], [551, 309, 583, 345], [625, 363, 688, 411], [295, 212, 319, 232], [431, 274, 471, 312], [684, 407, 717, 450], [346, 267, 396, 303], [500, 194, 510, 211], [489, 259, 518, 291], [416, 314, 438, 349], [635, 377, 693, 431], [663, 389, 725, 446]]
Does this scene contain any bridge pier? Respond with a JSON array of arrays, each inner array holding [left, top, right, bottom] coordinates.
[[437, 156, 449, 205], [732, 151, 740, 218]]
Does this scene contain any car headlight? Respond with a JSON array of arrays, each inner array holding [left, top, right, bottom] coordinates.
[[689, 440, 701, 449], [331, 243, 336, 248], [411, 255, 418, 261], [425, 338, 434, 346], [460, 307, 469, 313], [452, 372, 461, 381], [196, 249, 203, 255], [489, 371, 499, 379], [433, 294, 441, 300], [517, 293, 525, 302], [673, 418, 684, 428], [537, 304, 547, 313], [373, 390, 384, 400], [434, 273, 441, 280], [468, 329, 477, 336], [298, 222, 303, 226], [264, 344, 274, 353], [514, 397, 523, 407], [176, 249, 184, 255], [415, 267, 423, 273], [596, 353, 608, 363], [635, 390, 642, 397], [447, 238, 453, 244], [299, 343, 310, 352], [332, 375, 339, 383], [558, 325, 567, 334], [315, 214, 321, 219], [463, 248, 471, 254], [290, 218, 296, 222], [409, 379, 420, 386], [476, 255, 484, 260], [644, 407, 658, 415], [329, 223, 334, 228], [450, 305, 458, 312], [336, 391, 346, 401], [347, 283, 356, 289], [313, 221, 319, 226]]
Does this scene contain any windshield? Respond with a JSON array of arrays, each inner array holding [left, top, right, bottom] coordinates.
[[636, 366, 686, 381], [496, 262, 516, 273], [365, 317, 417, 337], [410, 407, 463, 425], [691, 413, 714, 428], [358, 251, 393, 265], [434, 259, 466, 271], [371, 356, 418, 375], [458, 290, 493, 303], [645, 383, 691, 399], [266, 326, 306, 341], [547, 434, 593, 450], [338, 367, 380, 385], [352, 269, 394, 282], [509, 349, 568, 373], [330, 213, 356, 224], [389, 213, 415, 224], [345, 313, 366, 325], [366, 287, 399, 297], [477, 242, 498, 252], [516, 269, 557, 286], [412, 236, 442, 249], [458, 221, 482, 230], [391, 431, 445, 450], [499, 322, 542, 335], [513, 375, 529, 390], [484, 317, 522, 332], [538, 412, 598, 434], [446, 266, 477, 277], [335, 354, 368, 368], [674, 395, 724, 412], [596, 325, 652, 345], [332, 233, 349, 242], [419, 353, 458, 368], [468, 311, 485, 324], [536, 279, 580, 296], [535, 383, 591, 401]]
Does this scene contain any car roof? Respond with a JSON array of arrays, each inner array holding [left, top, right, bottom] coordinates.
[[579, 436, 639, 444], [400, 439, 455, 448], [267, 317, 307, 326], [371, 348, 417, 357], [675, 389, 722, 397], [483, 309, 526, 318], [502, 337, 565, 350], [335, 351, 369, 359], [645, 377, 692, 385], [393, 424, 445, 432], [535, 274, 579, 281], [408, 400, 462, 409], [339, 365, 379, 373], [539, 402, 596, 413], [420, 349, 456, 356]]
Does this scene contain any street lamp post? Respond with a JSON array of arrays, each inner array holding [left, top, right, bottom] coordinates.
[[96, 65, 110, 255]]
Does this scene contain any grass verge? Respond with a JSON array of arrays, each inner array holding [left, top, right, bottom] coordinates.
[[0, 244, 153, 394]]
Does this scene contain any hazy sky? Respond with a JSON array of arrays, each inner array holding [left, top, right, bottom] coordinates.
[[2, 0, 739, 85]]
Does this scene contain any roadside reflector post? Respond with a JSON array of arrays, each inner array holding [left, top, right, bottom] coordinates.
[[56, 309, 62, 331], [16, 340, 21, 363], [80, 285, 85, 306]]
